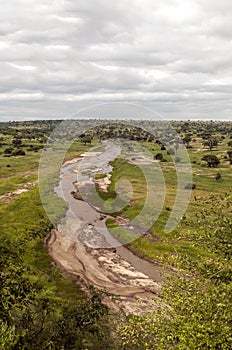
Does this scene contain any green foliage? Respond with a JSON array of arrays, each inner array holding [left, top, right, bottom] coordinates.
[[0, 126, 118, 349], [4, 147, 13, 155], [184, 183, 196, 189], [203, 136, 219, 151], [12, 138, 22, 147], [183, 135, 192, 146], [95, 173, 107, 179], [154, 152, 163, 160], [201, 154, 220, 167], [12, 149, 26, 156], [1, 120, 232, 349], [1, 280, 113, 350], [176, 193, 232, 280], [118, 277, 231, 350], [0, 190, 116, 349], [0, 322, 17, 350]]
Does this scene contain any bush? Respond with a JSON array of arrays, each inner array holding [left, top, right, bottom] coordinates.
[[202, 155, 220, 167], [175, 157, 181, 163], [154, 153, 163, 161], [12, 149, 26, 156], [4, 148, 13, 155], [167, 148, 175, 155], [27, 145, 41, 152], [185, 183, 196, 189], [215, 172, 222, 181], [12, 138, 22, 147]]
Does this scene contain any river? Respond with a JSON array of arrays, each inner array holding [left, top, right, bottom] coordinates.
[[54, 141, 163, 282]]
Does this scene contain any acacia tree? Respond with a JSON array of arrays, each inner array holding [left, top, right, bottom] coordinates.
[[203, 137, 219, 151], [183, 135, 191, 147], [12, 138, 22, 147], [202, 154, 220, 167], [80, 135, 92, 145]]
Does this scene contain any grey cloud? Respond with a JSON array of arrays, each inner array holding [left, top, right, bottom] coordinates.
[[0, 0, 231, 120]]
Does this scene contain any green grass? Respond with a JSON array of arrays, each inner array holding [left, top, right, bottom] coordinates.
[[63, 139, 98, 162], [0, 187, 81, 301], [95, 173, 107, 179], [23, 239, 81, 300], [0, 135, 97, 303], [0, 136, 84, 300], [0, 153, 40, 177], [0, 173, 37, 195], [102, 136, 232, 267]]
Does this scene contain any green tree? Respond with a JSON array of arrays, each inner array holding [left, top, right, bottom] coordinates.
[[12, 138, 22, 146], [202, 154, 220, 167], [80, 136, 92, 145], [183, 135, 191, 147], [154, 153, 163, 161], [4, 147, 13, 155], [203, 137, 219, 151]]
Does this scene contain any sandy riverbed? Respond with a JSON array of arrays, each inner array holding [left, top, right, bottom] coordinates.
[[46, 229, 161, 315]]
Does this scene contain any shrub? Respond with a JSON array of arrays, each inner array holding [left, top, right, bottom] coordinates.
[[12, 149, 26, 156], [175, 157, 181, 163], [154, 153, 163, 161], [12, 138, 22, 146], [202, 155, 220, 167], [167, 148, 175, 155], [185, 183, 196, 189], [4, 148, 13, 155], [215, 172, 222, 181]]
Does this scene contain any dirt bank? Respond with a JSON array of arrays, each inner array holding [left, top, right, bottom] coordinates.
[[46, 229, 161, 315]]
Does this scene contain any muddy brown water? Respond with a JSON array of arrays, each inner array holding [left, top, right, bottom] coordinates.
[[54, 141, 163, 282]]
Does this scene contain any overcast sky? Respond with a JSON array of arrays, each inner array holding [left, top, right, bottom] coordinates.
[[0, 0, 232, 121]]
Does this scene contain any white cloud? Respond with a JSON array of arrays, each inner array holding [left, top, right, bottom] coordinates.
[[7, 63, 37, 71], [0, 0, 231, 120]]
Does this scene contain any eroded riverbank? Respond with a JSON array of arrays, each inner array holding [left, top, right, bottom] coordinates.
[[46, 229, 162, 314]]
